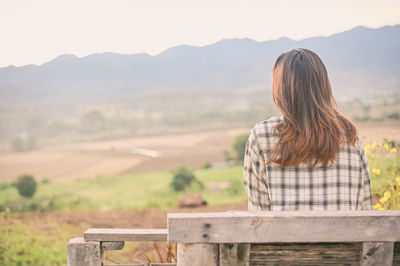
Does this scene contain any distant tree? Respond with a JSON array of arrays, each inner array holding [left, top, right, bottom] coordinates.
[[387, 112, 400, 120], [80, 110, 106, 132], [14, 174, 37, 198], [10, 133, 37, 152], [171, 167, 203, 192], [202, 162, 212, 169], [231, 134, 249, 163]]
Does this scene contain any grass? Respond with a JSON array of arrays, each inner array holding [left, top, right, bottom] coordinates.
[[0, 212, 85, 266], [0, 165, 246, 212], [0, 165, 246, 266]]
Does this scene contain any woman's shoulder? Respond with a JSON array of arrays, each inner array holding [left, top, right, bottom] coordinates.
[[251, 116, 282, 136]]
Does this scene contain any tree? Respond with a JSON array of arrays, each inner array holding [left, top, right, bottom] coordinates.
[[231, 134, 249, 163], [171, 167, 203, 192], [14, 174, 37, 198]]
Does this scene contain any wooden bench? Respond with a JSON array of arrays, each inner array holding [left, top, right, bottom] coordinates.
[[67, 211, 400, 266]]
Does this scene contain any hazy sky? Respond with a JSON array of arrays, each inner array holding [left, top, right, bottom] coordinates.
[[1, 0, 399, 68]]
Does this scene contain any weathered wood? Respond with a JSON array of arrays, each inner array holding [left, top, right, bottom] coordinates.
[[220, 243, 250, 266], [177, 243, 218, 266], [67, 238, 103, 266], [104, 264, 176, 266], [361, 242, 394, 266], [393, 242, 400, 264], [167, 211, 400, 243], [102, 241, 124, 250], [85, 229, 167, 242], [250, 243, 360, 265]]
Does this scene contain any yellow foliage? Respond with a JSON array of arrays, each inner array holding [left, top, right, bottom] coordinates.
[[364, 145, 370, 155], [384, 143, 390, 151], [379, 196, 389, 204], [390, 147, 398, 154], [373, 203, 384, 210], [371, 141, 378, 150], [372, 168, 381, 176]]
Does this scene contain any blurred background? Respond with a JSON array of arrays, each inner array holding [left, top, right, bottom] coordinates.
[[0, 0, 399, 265]]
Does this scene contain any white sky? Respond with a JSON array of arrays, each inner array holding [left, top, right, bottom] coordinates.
[[0, 0, 399, 68]]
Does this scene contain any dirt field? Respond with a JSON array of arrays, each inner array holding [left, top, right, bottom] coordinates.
[[0, 128, 247, 181], [10, 202, 248, 229], [0, 120, 399, 182]]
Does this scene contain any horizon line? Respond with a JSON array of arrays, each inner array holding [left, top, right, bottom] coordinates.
[[1, 23, 398, 69]]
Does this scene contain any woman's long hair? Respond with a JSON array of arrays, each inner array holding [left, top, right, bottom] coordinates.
[[268, 48, 357, 168]]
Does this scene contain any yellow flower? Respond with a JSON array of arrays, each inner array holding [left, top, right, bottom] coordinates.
[[384, 143, 389, 151], [384, 190, 391, 198], [364, 145, 370, 155], [396, 177, 400, 187], [371, 154, 377, 159], [379, 196, 389, 204], [390, 147, 398, 154], [373, 203, 384, 210], [372, 168, 381, 176], [371, 141, 378, 150]]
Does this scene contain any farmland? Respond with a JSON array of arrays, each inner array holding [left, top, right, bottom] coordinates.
[[0, 120, 399, 265]]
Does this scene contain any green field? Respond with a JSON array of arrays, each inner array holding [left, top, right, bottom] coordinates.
[[0, 166, 247, 213], [0, 166, 247, 265]]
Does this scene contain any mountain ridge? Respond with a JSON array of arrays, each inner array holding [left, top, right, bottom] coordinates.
[[0, 24, 399, 105]]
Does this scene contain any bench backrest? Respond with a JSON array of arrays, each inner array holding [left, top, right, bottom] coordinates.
[[68, 211, 400, 266], [167, 211, 400, 266]]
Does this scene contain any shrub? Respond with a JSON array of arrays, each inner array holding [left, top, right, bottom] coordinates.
[[170, 167, 203, 192], [14, 174, 37, 198], [231, 134, 249, 163], [0, 182, 10, 191], [10, 134, 37, 152], [202, 162, 212, 169]]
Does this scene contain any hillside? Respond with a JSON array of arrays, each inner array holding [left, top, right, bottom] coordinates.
[[0, 25, 399, 105]]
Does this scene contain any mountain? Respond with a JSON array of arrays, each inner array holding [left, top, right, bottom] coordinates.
[[0, 25, 399, 105]]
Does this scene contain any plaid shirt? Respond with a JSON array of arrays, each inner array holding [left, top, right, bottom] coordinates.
[[243, 116, 373, 211]]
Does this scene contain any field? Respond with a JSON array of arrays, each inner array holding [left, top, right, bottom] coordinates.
[[0, 128, 248, 182], [0, 166, 248, 265], [0, 120, 399, 182], [0, 120, 399, 265]]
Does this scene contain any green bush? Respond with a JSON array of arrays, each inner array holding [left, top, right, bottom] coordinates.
[[170, 167, 203, 192], [231, 134, 249, 163], [14, 174, 37, 198], [202, 162, 212, 169]]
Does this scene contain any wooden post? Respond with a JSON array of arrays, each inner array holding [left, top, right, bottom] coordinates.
[[219, 243, 250, 266], [177, 243, 218, 266], [361, 242, 394, 266], [67, 238, 103, 266]]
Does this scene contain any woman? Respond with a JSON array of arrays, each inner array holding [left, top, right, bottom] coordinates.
[[243, 48, 372, 211]]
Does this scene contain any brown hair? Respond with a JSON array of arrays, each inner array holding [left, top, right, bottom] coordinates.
[[268, 48, 357, 168]]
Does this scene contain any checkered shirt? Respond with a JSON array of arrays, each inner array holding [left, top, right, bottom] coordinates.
[[243, 116, 373, 211]]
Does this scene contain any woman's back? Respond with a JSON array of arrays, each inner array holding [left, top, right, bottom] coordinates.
[[243, 48, 372, 211], [244, 116, 372, 211]]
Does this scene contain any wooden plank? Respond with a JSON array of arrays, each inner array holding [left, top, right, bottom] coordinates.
[[67, 238, 103, 266], [250, 243, 360, 265], [104, 264, 176, 266], [101, 241, 124, 250], [220, 243, 250, 266], [177, 243, 218, 266], [360, 242, 394, 266], [167, 211, 400, 243], [393, 242, 400, 264], [85, 229, 167, 242]]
